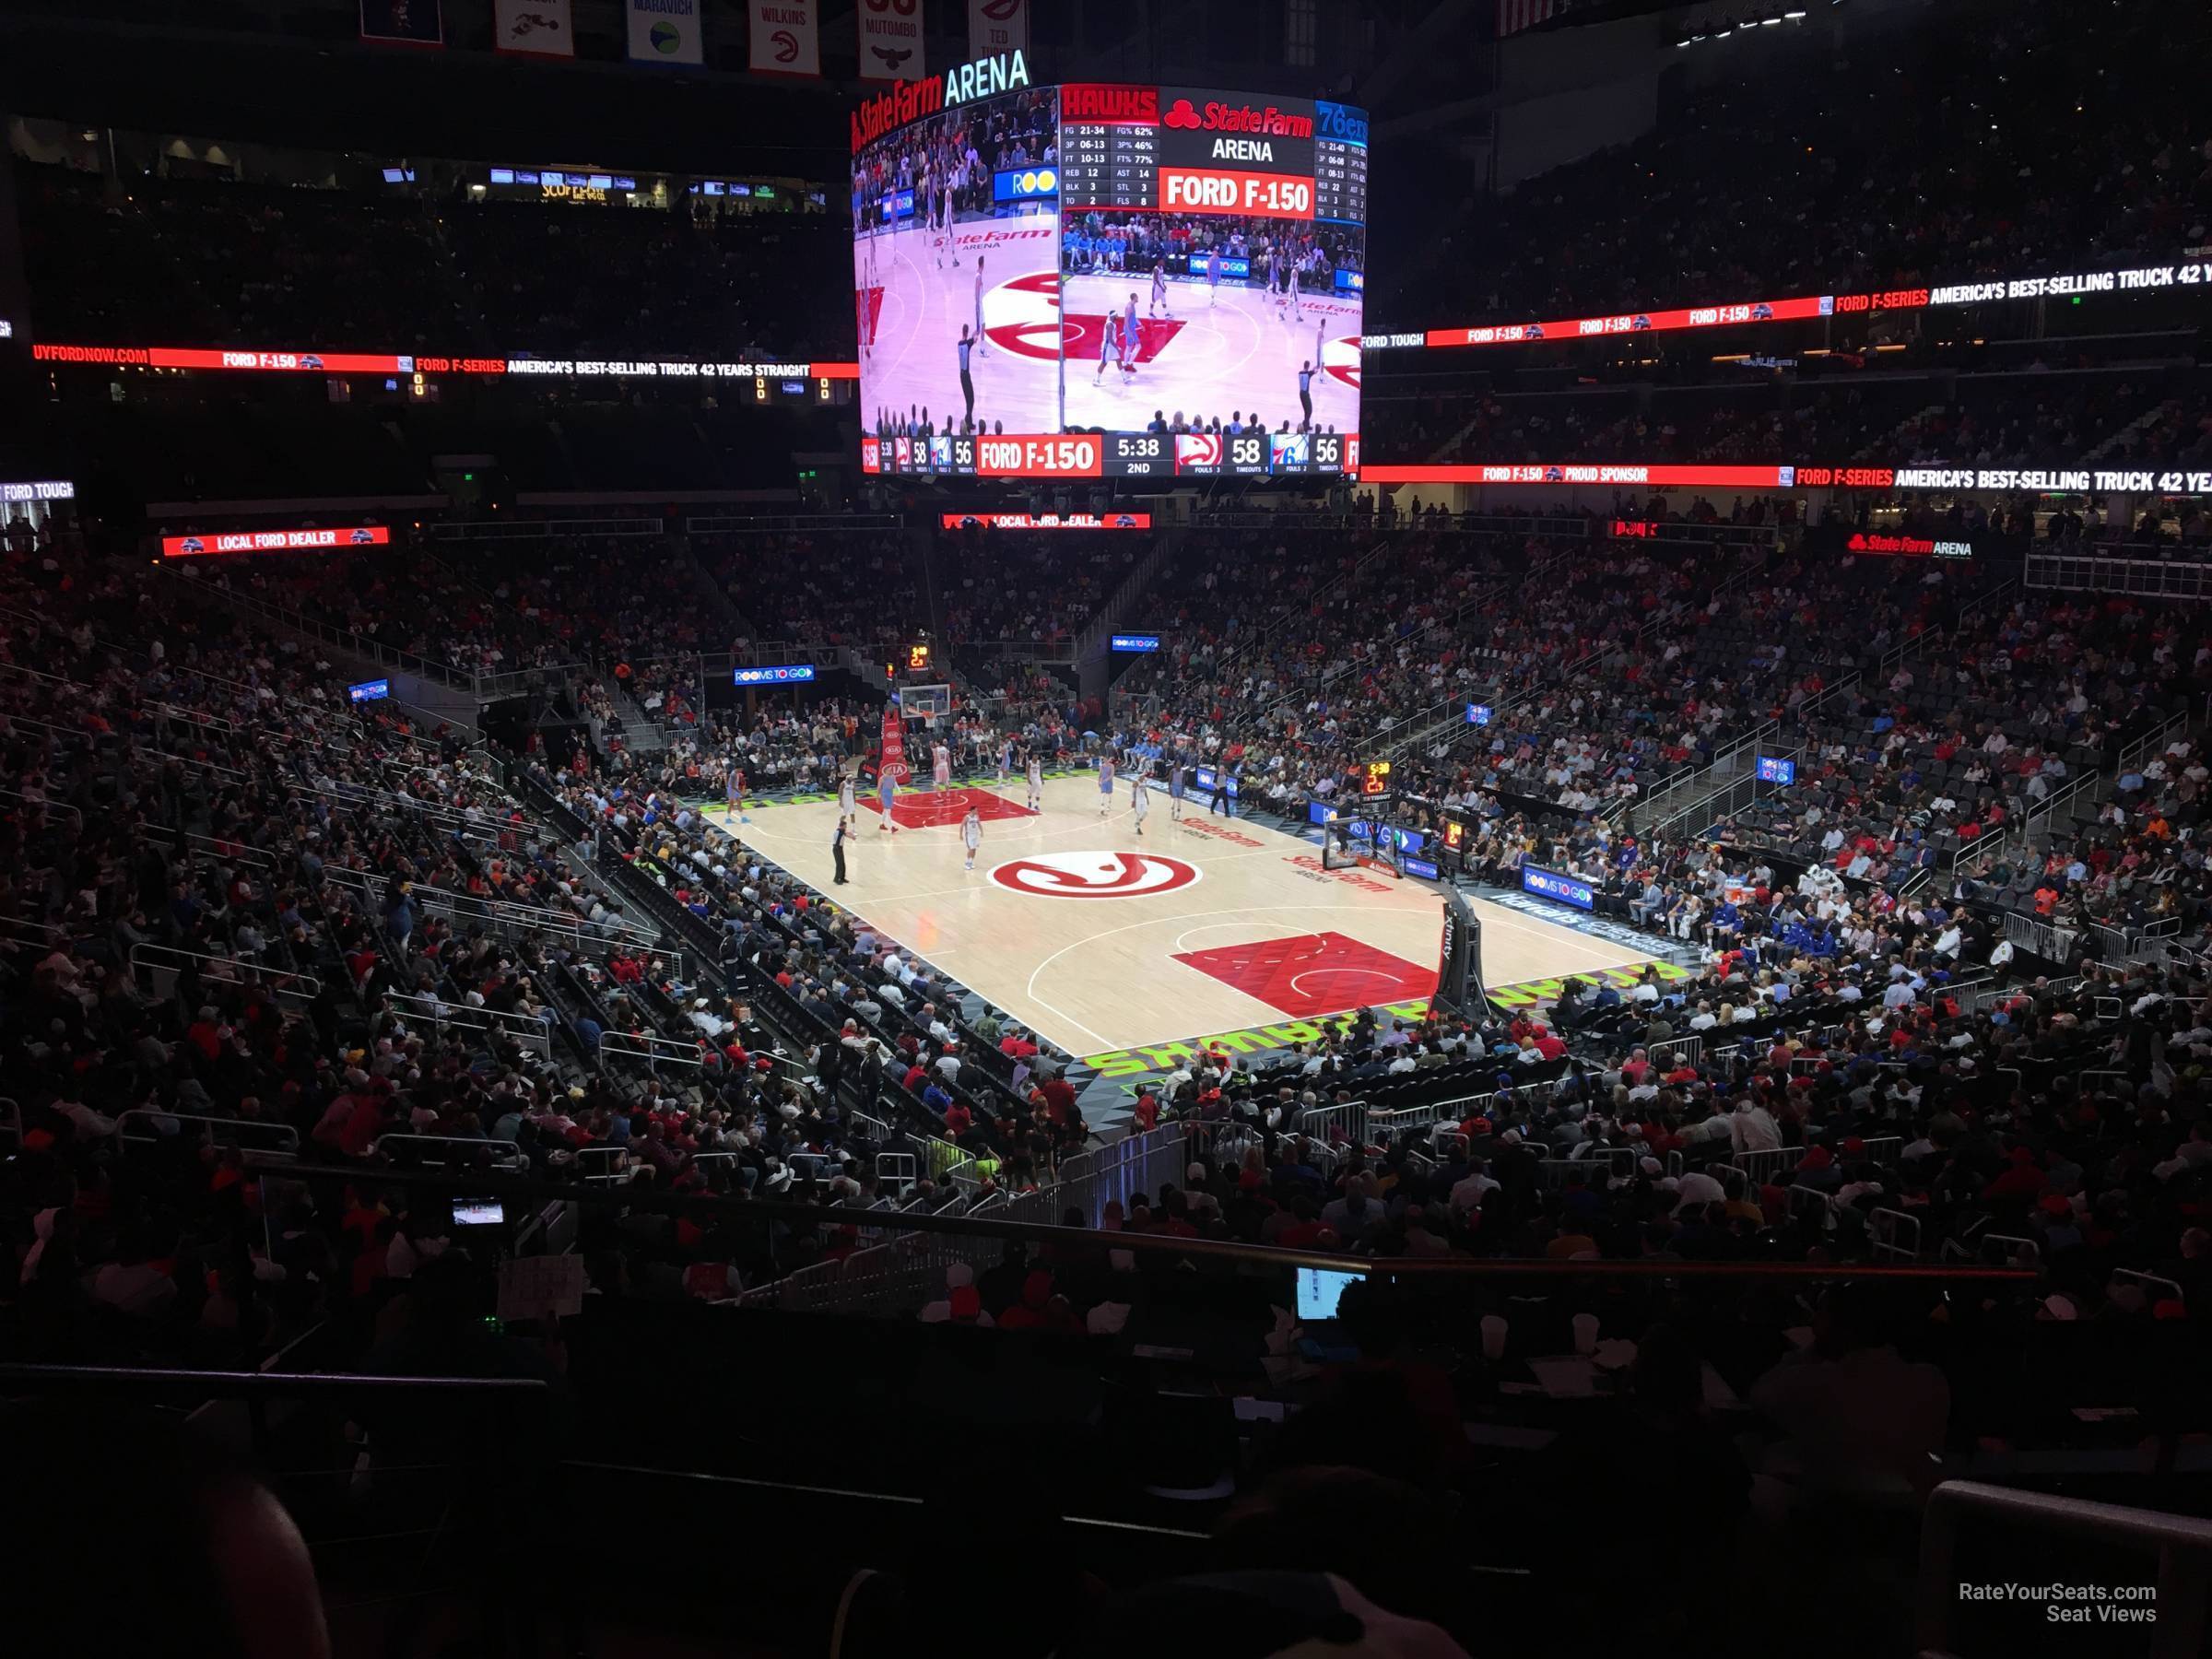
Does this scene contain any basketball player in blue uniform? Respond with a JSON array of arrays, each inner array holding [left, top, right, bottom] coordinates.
[[1097, 753, 1117, 818], [877, 768, 899, 832], [1167, 759, 1186, 821], [1120, 295, 1141, 379]]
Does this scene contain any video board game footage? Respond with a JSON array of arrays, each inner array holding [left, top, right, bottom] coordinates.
[[853, 57, 1365, 479]]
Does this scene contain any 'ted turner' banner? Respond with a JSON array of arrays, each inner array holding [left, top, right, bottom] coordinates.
[[858, 0, 925, 80], [967, 0, 1026, 58], [750, 1, 820, 76], [163, 526, 392, 559]]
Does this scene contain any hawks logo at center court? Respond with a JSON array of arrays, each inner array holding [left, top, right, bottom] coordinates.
[[988, 852, 1201, 899]]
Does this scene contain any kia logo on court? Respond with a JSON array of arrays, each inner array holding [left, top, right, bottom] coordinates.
[[988, 852, 1201, 899]]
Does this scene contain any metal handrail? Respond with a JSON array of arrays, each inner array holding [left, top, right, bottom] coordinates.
[[597, 1030, 706, 1069], [116, 1110, 300, 1154], [372, 1134, 527, 1169], [0, 783, 84, 826], [128, 942, 323, 1002], [384, 992, 554, 1058], [1917, 1481, 2211, 1659]]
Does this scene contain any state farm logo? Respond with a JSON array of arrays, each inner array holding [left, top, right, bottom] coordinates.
[[988, 852, 1201, 899], [1162, 98, 1313, 139]]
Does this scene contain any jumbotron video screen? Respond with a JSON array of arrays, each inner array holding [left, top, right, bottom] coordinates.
[[853, 59, 1366, 479]]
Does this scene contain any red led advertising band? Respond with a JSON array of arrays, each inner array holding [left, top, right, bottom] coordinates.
[[938, 512, 1154, 528], [34, 343, 860, 380], [161, 526, 392, 559], [1423, 296, 1835, 348], [1360, 463, 1792, 488]]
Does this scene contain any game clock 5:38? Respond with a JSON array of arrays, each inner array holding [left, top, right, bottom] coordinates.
[[1107, 433, 1167, 476]]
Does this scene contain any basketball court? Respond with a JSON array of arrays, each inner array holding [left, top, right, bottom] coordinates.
[[704, 775, 1655, 1062], [857, 219, 1362, 436]]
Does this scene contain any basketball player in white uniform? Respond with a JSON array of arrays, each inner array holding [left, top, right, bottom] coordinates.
[[1025, 753, 1043, 813], [838, 768, 857, 820], [1130, 769, 1150, 836], [1094, 309, 1119, 384], [1149, 260, 1172, 320], [972, 254, 987, 355], [961, 805, 983, 871], [1288, 261, 1303, 322], [931, 740, 952, 793]]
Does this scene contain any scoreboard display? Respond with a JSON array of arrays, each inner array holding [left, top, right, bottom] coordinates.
[[853, 56, 1365, 481]]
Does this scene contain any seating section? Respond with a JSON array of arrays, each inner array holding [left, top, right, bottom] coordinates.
[[17, 168, 846, 360], [1377, 0, 2207, 327]]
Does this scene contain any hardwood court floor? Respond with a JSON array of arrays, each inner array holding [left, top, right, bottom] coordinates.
[[708, 778, 1655, 1061], [703, 782, 1645, 1065]]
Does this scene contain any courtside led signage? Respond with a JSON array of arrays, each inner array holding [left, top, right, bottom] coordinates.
[[1522, 865, 1595, 912], [1111, 634, 1162, 653], [161, 525, 392, 558], [732, 664, 818, 685]]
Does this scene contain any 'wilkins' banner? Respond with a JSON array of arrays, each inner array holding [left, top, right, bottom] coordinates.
[[749, 1, 819, 76], [629, 0, 703, 63], [968, 0, 1026, 58]]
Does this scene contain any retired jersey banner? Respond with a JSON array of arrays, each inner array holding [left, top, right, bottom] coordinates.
[[967, 0, 1026, 57], [858, 0, 925, 80], [629, 0, 704, 63], [494, 0, 572, 55], [750, 1, 820, 76], [359, 0, 441, 46]]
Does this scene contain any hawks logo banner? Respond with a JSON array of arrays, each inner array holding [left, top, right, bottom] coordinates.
[[494, 0, 572, 56], [749, 0, 819, 76], [858, 0, 925, 80], [879, 701, 910, 782], [967, 0, 1025, 57]]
